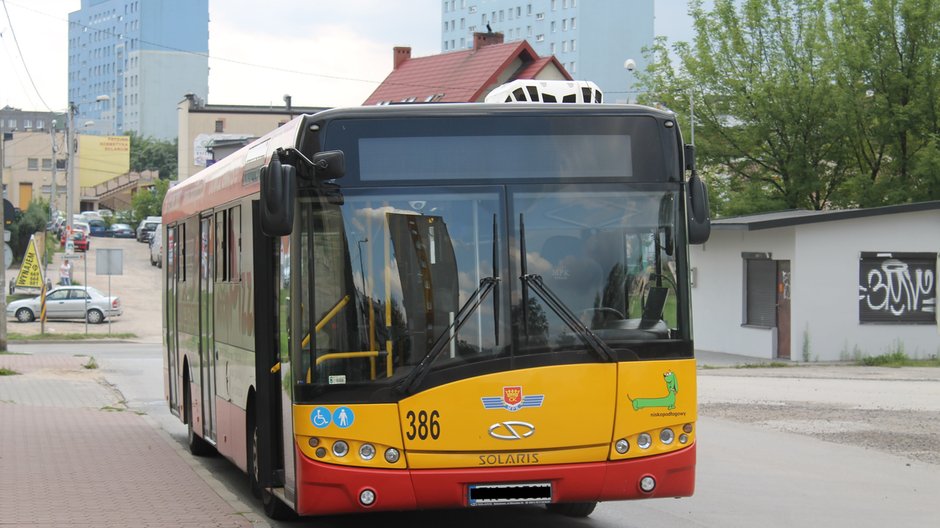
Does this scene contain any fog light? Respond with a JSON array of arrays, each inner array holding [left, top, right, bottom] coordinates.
[[683, 423, 693, 434], [308, 437, 319, 448], [639, 476, 656, 493], [315, 447, 326, 458], [385, 448, 400, 464], [332, 440, 349, 457], [660, 428, 675, 445], [679, 434, 689, 444], [359, 443, 376, 461], [615, 439, 630, 454], [637, 433, 652, 449], [359, 488, 376, 506]]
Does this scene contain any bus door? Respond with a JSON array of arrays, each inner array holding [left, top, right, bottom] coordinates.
[[199, 214, 217, 443], [166, 225, 180, 416]]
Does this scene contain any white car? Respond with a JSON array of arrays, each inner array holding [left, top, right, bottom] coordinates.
[[149, 226, 163, 268], [7, 286, 122, 324]]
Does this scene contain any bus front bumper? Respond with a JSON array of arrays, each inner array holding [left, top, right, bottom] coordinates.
[[295, 442, 695, 515]]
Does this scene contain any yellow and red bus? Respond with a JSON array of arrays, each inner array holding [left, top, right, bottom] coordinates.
[[162, 81, 711, 519]]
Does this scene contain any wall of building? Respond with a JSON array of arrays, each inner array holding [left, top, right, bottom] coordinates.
[[178, 98, 304, 180], [791, 211, 939, 361], [690, 227, 796, 359], [69, 0, 209, 140], [691, 210, 940, 361], [0, 131, 69, 213], [440, 0, 653, 99]]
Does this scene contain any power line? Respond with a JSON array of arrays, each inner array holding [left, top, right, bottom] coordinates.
[[7, 0, 482, 95], [0, 0, 53, 111]]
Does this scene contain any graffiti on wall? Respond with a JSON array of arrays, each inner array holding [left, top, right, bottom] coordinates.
[[858, 253, 936, 323]]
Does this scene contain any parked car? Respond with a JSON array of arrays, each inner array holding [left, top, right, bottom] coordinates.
[[107, 223, 135, 238], [88, 219, 108, 237], [137, 217, 161, 242], [60, 231, 89, 252], [149, 227, 163, 268], [6, 285, 122, 324]]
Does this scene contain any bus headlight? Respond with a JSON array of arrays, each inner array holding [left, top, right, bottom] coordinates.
[[332, 440, 349, 457], [615, 439, 630, 454], [359, 443, 376, 461], [660, 428, 675, 445], [637, 433, 652, 449], [384, 448, 400, 464]]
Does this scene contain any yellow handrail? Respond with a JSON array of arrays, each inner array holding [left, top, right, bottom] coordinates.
[[315, 350, 379, 365], [301, 295, 351, 348]]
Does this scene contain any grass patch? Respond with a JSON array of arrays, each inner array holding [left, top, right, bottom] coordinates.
[[857, 352, 940, 367], [734, 362, 791, 369], [82, 357, 99, 370], [9, 332, 137, 341], [0, 367, 19, 376]]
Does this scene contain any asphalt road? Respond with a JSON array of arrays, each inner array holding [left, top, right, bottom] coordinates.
[[17, 341, 939, 528], [9, 237, 939, 526]]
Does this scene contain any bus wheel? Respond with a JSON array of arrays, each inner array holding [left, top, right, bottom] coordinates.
[[546, 502, 598, 517], [248, 422, 262, 499], [184, 382, 213, 457], [249, 423, 295, 520]]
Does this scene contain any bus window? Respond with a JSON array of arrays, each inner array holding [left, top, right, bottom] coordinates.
[[513, 188, 680, 350], [296, 189, 505, 389]]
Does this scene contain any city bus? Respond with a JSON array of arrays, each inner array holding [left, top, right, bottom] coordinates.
[[162, 81, 711, 519]]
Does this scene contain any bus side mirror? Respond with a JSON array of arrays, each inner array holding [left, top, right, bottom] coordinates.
[[312, 150, 345, 181], [260, 156, 297, 237], [687, 172, 711, 245]]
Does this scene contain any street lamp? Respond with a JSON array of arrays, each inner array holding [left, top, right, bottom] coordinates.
[[95, 95, 113, 136], [624, 58, 638, 104]]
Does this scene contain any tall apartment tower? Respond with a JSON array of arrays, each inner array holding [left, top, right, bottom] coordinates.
[[441, 0, 653, 102], [68, 0, 209, 140]]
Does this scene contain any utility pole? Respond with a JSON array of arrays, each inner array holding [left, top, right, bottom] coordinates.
[[0, 130, 8, 351], [66, 103, 76, 232], [50, 120, 58, 218]]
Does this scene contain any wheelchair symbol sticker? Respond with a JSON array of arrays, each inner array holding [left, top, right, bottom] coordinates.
[[311, 406, 331, 428]]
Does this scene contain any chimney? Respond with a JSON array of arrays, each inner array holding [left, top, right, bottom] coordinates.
[[473, 31, 504, 51], [393, 46, 412, 70]]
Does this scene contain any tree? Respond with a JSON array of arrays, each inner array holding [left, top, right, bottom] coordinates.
[[131, 178, 170, 224], [11, 201, 50, 263], [639, 0, 940, 215], [829, 0, 940, 206], [127, 132, 177, 180]]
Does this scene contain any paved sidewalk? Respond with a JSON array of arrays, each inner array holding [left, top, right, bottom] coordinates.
[[0, 353, 254, 527]]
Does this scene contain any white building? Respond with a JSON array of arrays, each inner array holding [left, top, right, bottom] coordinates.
[[691, 202, 939, 361]]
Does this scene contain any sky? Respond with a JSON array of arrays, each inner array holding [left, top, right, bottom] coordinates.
[[0, 0, 696, 113]]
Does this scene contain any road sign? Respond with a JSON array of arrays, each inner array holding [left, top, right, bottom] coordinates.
[[14, 236, 44, 288], [96, 248, 123, 275]]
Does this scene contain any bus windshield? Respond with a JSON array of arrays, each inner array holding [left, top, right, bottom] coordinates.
[[294, 185, 683, 394]]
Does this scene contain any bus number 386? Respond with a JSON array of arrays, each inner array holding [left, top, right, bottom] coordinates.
[[406, 410, 441, 440]]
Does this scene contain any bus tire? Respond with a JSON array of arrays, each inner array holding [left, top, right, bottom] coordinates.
[[248, 415, 262, 498], [546, 502, 598, 517], [184, 379, 213, 457], [249, 422, 295, 520]]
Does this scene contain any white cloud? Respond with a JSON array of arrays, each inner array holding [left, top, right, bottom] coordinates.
[[0, 0, 439, 111]]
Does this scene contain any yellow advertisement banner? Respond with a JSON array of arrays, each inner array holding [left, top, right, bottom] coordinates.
[[15, 235, 44, 288], [78, 134, 130, 187]]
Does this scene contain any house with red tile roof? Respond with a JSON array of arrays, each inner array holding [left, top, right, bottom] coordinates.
[[363, 32, 572, 105]]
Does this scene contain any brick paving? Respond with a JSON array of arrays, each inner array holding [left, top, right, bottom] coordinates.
[[0, 353, 253, 527]]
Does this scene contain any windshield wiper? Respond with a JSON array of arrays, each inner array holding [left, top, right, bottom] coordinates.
[[396, 276, 500, 395], [521, 274, 616, 363]]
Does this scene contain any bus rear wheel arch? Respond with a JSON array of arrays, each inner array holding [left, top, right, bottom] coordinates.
[[183, 363, 214, 457]]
